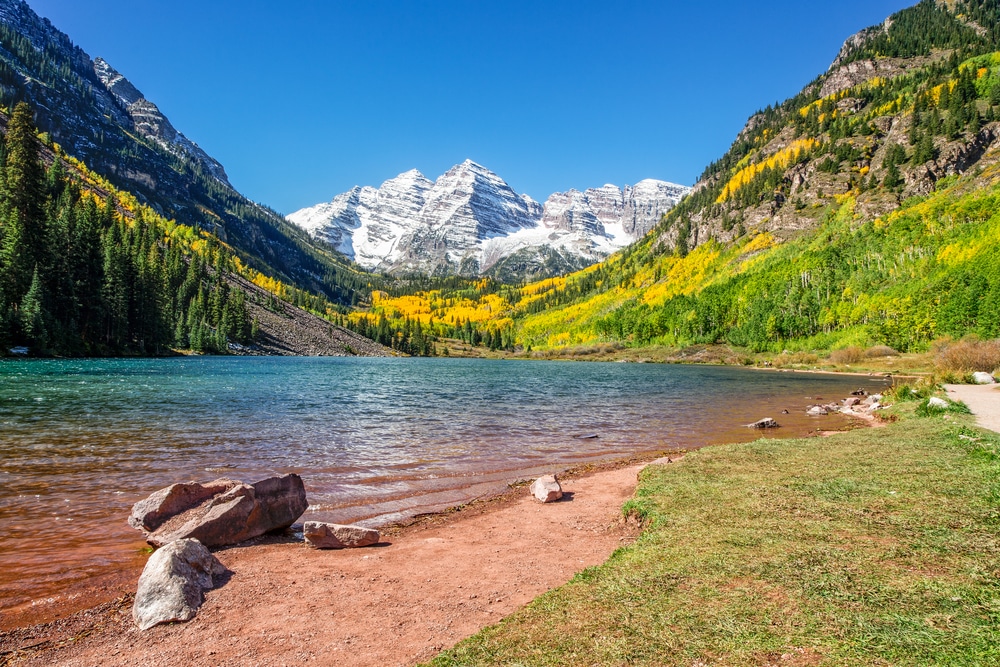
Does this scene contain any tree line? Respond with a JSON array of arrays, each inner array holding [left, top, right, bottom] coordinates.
[[0, 102, 253, 356]]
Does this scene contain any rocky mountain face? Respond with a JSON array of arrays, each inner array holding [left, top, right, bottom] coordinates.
[[0, 0, 364, 304], [92, 57, 231, 187], [288, 160, 689, 278]]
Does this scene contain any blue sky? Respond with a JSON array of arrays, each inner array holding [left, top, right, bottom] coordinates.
[[28, 0, 912, 214]]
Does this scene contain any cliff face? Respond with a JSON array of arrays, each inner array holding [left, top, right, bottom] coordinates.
[[288, 160, 689, 278]]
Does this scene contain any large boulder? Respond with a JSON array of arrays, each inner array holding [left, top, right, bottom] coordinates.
[[972, 371, 996, 385], [130, 474, 308, 547], [133, 538, 227, 631], [530, 474, 563, 503], [303, 522, 380, 549]]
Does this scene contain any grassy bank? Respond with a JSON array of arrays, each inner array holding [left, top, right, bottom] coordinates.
[[427, 397, 1000, 665]]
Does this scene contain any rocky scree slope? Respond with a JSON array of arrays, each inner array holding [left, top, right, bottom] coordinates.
[[288, 159, 689, 280], [0, 0, 368, 305]]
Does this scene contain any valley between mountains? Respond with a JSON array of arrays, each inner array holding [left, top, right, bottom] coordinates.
[[2, 1, 1000, 666]]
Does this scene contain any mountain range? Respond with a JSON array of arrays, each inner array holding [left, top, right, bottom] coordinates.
[[287, 162, 688, 278], [4, 0, 1000, 361], [358, 0, 1000, 358]]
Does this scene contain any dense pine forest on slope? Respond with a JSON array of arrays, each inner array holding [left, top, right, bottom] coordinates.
[[361, 0, 1000, 360], [0, 0, 375, 307], [0, 103, 384, 356]]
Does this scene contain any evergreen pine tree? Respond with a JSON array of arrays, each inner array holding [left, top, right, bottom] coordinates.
[[3, 103, 46, 274], [19, 266, 47, 349]]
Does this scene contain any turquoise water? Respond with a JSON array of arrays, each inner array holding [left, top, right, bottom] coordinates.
[[0, 357, 878, 615]]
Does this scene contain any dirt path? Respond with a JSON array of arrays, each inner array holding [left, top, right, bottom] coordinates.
[[945, 383, 1000, 433], [2, 464, 647, 667]]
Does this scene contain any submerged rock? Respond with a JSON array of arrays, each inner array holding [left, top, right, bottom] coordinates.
[[133, 538, 227, 631], [130, 474, 308, 548], [530, 474, 563, 503], [303, 522, 380, 549]]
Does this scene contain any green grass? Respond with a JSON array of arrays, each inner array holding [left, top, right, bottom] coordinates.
[[426, 404, 1000, 666]]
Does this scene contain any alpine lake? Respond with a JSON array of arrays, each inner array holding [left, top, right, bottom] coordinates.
[[0, 356, 881, 625]]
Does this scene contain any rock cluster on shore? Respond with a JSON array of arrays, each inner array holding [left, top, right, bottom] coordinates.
[[132, 538, 228, 631], [129, 474, 308, 547], [128, 473, 384, 630], [806, 389, 886, 418]]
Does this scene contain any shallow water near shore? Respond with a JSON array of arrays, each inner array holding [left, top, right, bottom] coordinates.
[[0, 357, 880, 624]]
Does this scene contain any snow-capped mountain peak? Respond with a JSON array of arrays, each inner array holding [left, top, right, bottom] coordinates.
[[288, 162, 690, 278]]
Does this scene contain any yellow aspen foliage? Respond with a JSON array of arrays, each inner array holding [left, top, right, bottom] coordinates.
[[716, 139, 818, 203]]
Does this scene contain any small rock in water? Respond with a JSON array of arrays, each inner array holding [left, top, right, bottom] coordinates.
[[747, 418, 780, 429], [807, 405, 829, 416], [576, 434, 600, 440], [303, 522, 380, 549], [843, 397, 861, 407], [133, 538, 227, 631], [530, 474, 563, 503], [851, 388, 867, 396]]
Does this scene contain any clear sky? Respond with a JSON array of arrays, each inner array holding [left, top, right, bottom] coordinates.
[[26, 0, 912, 214]]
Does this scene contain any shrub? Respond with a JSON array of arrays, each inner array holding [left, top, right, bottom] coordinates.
[[773, 351, 819, 367], [935, 336, 1000, 372], [829, 346, 865, 364], [916, 397, 972, 417], [885, 382, 931, 402], [864, 345, 899, 358]]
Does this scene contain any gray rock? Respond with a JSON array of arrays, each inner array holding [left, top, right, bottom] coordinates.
[[843, 397, 861, 407], [972, 371, 996, 385], [133, 538, 227, 631], [747, 418, 780, 429], [928, 397, 950, 409], [807, 405, 829, 416], [303, 522, 380, 549], [530, 474, 563, 503], [130, 474, 308, 548]]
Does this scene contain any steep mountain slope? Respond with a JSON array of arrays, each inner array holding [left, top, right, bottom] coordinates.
[[0, 0, 369, 304], [509, 0, 1000, 353], [0, 104, 390, 357], [289, 160, 689, 279], [360, 0, 1000, 356]]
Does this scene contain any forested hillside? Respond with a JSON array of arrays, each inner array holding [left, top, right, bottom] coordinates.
[[0, 0, 374, 306], [364, 0, 1000, 358], [0, 103, 381, 356]]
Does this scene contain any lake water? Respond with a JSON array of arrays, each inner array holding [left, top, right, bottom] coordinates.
[[0, 357, 879, 623]]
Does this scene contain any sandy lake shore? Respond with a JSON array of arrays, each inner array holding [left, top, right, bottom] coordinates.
[[1, 459, 655, 667]]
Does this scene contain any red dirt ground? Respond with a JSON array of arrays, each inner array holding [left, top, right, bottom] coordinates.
[[1, 462, 650, 667]]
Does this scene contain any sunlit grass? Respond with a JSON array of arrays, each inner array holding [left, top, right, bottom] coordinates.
[[427, 403, 1000, 666]]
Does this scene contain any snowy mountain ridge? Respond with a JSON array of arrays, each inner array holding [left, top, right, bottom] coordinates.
[[288, 160, 690, 278]]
